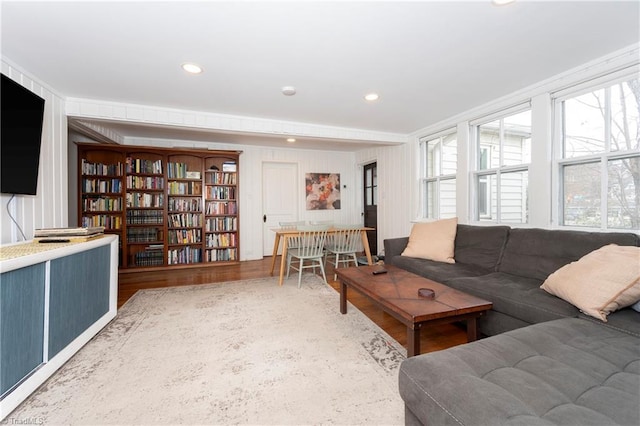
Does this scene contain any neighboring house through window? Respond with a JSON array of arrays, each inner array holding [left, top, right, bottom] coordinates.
[[472, 107, 532, 224]]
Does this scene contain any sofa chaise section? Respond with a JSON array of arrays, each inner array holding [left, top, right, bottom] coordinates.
[[399, 317, 640, 426]]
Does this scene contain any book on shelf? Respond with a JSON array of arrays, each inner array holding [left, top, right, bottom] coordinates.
[[34, 226, 105, 238]]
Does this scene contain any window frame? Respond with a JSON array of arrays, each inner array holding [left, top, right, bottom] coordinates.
[[552, 73, 640, 231], [471, 104, 532, 224], [420, 128, 457, 219]]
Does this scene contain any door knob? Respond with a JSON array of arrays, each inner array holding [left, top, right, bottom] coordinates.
[[263, 215, 267, 223]]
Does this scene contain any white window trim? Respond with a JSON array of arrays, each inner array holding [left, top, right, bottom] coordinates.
[[469, 102, 532, 127], [552, 71, 640, 231], [471, 105, 532, 224], [552, 64, 640, 101], [420, 128, 457, 219]]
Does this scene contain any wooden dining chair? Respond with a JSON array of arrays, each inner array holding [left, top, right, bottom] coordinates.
[[309, 220, 335, 257], [324, 225, 361, 280], [279, 221, 306, 269], [286, 225, 329, 287]]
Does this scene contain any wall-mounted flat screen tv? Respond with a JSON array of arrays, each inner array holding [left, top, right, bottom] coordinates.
[[1, 73, 45, 195]]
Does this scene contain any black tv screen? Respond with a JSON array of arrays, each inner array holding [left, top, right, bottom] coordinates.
[[1, 73, 45, 195]]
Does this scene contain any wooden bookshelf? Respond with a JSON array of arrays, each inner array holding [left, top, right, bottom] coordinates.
[[77, 143, 241, 271]]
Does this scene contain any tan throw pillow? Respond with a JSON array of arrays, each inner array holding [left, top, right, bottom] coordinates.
[[540, 244, 640, 322], [401, 217, 457, 264]]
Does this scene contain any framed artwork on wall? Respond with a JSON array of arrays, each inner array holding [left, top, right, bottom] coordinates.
[[305, 173, 341, 210]]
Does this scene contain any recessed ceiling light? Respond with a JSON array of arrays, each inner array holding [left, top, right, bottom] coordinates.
[[282, 86, 297, 96], [286, 138, 296, 143], [364, 93, 380, 102], [182, 63, 203, 74], [492, 0, 516, 5]]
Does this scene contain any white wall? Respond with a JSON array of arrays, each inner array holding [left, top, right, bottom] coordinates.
[[1, 60, 68, 244], [355, 143, 414, 252]]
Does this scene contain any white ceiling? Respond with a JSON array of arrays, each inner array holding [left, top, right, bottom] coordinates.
[[2, 1, 639, 151]]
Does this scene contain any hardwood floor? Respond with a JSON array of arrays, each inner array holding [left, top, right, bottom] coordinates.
[[118, 257, 468, 355]]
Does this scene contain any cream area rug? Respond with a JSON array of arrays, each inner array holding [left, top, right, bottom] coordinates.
[[9, 275, 406, 425]]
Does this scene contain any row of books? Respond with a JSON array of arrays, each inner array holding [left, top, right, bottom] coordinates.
[[126, 193, 164, 208], [168, 247, 202, 265], [168, 198, 202, 212], [168, 229, 202, 245], [127, 228, 162, 243], [205, 217, 237, 232], [132, 245, 164, 267], [168, 213, 202, 228], [126, 210, 164, 224], [83, 197, 123, 212], [205, 201, 237, 215], [81, 159, 123, 177], [168, 181, 202, 195], [130, 246, 237, 265], [126, 176, 164, 190], [206, 186, 236, 200], [126, 158, 163, 175], [167, 162, 201, 179], [81, 215, 122, 229], [205, 232, 237, 248], [205, 248, 237, 262], [82, 178, 122, 194], [206, 171, 237, 185]]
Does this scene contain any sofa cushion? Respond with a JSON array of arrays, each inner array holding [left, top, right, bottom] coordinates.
[[498, 228, 640, 281], [399, 318, 640, 426], [453, 224, 510, 271], [390, 255, 491, 284], [401, 217, 457, 263], [541, 244, 640, 321], [446, 272, 578, 325]]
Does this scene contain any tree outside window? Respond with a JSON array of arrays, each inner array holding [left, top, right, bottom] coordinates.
[[560, 78, 639, 230]]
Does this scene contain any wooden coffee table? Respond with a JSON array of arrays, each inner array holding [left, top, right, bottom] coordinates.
[[336, 265, 492, 357]]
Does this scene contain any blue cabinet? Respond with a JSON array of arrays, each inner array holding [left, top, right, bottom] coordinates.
[[0, 264, 46, 396], [0, 235, 118, 420], [48, 245, 110, 357]]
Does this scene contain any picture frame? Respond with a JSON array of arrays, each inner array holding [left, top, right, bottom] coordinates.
[[305, 173, 341, 210]]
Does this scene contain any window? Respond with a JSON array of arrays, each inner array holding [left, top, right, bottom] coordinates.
[[421, 130, 457, 219], [558, 77, 640, 230], [364, 163, 377, 207], [473, 108, 531, 223]]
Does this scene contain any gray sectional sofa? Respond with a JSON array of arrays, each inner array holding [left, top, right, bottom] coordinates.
[[384, 225, 640, 425]]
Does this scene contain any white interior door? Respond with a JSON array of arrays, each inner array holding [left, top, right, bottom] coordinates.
[[263, 162, 298, 256]]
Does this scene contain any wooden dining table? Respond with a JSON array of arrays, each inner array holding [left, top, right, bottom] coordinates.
[[270, 226, 375, 286]]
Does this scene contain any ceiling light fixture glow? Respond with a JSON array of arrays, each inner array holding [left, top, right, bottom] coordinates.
[[281, 86, 297, 96], [364, 93, 379, 101], [286, 138, 296, 143], [181, 63, 203, 74], [492, 0, 516, 5]]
